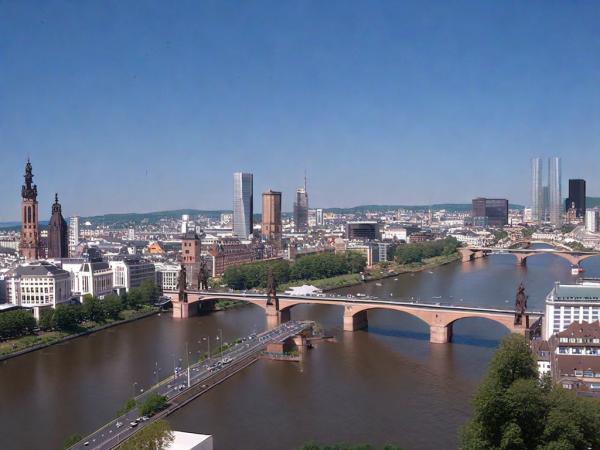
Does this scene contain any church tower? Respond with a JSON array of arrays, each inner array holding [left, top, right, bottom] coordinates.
[[20, 159, 40, 260], [47, 193, 69, 259]]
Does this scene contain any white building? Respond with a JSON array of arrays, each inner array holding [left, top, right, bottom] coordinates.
[[6, 261, 72, 311], [109, 256, 155, 292], [544, 280, 600, 340], [55, 258, 114, 300], [181, 214, 191, 234], [155, 263, 180, 291], [586, 210, 598, 233], [69, 216, 80, 256], [166, 431, 213, 450]]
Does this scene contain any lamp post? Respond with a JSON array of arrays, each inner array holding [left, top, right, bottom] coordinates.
[[185, 342, 191, 387], [132, 382, 138, 398]]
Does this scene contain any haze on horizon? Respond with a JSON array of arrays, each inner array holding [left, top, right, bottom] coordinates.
[[2, 1, 600, 221]]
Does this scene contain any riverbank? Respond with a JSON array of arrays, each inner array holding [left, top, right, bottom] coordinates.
[[0, 306, 160, 361], [278, 253, 461, 292]]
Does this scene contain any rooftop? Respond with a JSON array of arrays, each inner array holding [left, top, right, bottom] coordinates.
[[550, 283, 600, 302]]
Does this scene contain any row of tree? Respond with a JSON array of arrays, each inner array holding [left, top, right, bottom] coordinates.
[[0, 280, 160, 339], [393, 237, 459, 265], [460, 334, 600, 450], [222, 252, 367, 290]]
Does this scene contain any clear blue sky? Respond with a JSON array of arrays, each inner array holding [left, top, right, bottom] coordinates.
[[2, 0, 600, 221]]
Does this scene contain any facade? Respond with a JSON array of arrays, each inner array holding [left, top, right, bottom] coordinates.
[[347, 243, 379, 267], [181, 231, 201, 264], [68, 216, 80, 257], [6, 261, 72, 309], [471, 198, 509, 227], [308, 209, 317, 228], [261, 190, 282, 249], [548, 156, 562, 227], [531, 157, 543, 223], [73, 261, 114, 299], [155, 263, 180, 292], [181, 214, 191, 234], [566, 179, 586, 218], [346, 221, 381, 241], [47, 194, 69, 259], [208, 237, 254, 276], [20, 160, 40, 260], [293, 180, 309, 233], [109, 256, 155, 292], [586, 210, 599, 233], [316, 208, 324, 227], [543, 280, 600, 340], [233, 172, 253, 238]]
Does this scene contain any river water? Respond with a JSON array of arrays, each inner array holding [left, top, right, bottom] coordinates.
[[1, 250, 599, 450]]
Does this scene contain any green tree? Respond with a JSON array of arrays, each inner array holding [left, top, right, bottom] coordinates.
[[117, 419, 174, 450], [138, 393, 168, 417], [0, 309, 37, 339], [82, 295, 106, 323], [52, 304, 83, 332], [38, 308, 54, 331], [139, 280, 160, 304], [61, 433, 82, 449], [117, 398, 137, 416], [103, 294, 124, 320]]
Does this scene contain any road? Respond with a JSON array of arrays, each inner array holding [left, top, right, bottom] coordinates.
[[71, 320, 313, 450]]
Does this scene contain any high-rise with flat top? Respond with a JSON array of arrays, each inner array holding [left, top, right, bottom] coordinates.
[[531, 158, 543, 224], [20, 159, 40, 260], [293, 176, 309, 233], [548, 156, 562, 227], [566, 179, 586, 218], [261, 190, 282, 249], [233, 172, 253, 238]]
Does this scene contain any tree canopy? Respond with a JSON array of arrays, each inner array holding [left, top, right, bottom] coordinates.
[[393, 237, 459, 265], [117, 419, 174, 450]]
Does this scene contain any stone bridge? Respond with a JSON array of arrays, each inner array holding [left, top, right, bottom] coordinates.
[[458, 246, 600, 266], [163, 291, 542, 344]]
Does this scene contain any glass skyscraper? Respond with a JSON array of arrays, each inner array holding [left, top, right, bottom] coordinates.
[[233, 172, 253, 238], [293, 178, 309, 233], [548, 156, 562, 227], [531, 158, 543, 223]]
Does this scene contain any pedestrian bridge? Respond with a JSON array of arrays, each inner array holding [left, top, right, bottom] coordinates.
[[162, 290, 542, 344]]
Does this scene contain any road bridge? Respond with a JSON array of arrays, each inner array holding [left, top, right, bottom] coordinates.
[[163, 290, 542, 344], [458, 246, 600, 266]]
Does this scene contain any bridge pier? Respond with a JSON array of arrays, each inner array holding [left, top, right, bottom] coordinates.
[[430, 324, 453, 344], [265, 304, 290, 328], [172, 300, 197, 319], [343, 310, 368, 332], [515, 254, 528, 265]]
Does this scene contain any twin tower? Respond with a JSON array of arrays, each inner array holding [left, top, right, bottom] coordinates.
[[20, 160, 68, 260]]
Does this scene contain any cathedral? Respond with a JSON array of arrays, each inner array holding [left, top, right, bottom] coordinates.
[[47, 193, 69, 258]]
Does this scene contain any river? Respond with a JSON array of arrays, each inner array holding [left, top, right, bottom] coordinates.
[[1, 249, 599, 450]]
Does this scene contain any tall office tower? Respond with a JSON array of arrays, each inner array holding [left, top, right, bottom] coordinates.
[[542, 185, 550, 222], [471, 198, 509, 227], [293, 176, 309, 233], [47, 194, 69, 258], [181, 214, 190, 234], [566, 179, 586, 218], [20, 159, 40, 260], [531, 158, 543, 224], [261, 190, 282, 248], [585, 210, 598, 233], [233, 172, 253, 238], [69, 216, 80, 256], [548, 156, 562, 227], [316, 208, 324, 227]]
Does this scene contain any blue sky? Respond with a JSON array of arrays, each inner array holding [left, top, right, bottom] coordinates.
[[1, 0, 600, 220]]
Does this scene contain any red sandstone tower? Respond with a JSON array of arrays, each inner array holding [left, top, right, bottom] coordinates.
[[20, 159, 40, 260]]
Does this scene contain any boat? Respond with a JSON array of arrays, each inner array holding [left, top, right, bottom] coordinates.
[[432, 296, 442, 299], [394, 278, 398, 281], [571, 265, 584, 276], [375, 282, 382, 286]]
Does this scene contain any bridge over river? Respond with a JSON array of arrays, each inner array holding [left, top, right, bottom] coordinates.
[[163, 290, 543, 344], [458, 245, 600, 266]]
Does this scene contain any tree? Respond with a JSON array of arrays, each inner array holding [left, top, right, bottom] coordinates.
[[61, 433, 82, 449], [103, 294, 124, 320], [82, 295, 106, 323], [38, 308, 54, 331], [117, 398, 137, 416], [138, 393, 168, 417], [52, 304, 83, 332], [0, 309, 37, 339], [139, 280, 160, 304], [117, 419, 174, 450]]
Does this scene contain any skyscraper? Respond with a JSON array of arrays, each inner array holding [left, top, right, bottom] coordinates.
[[69, 216, 80, 256], [233, 172, 253, 238], [293, 176, 309, 233], [566, 179, 586, 218], [261, 190, 282, 248], [20, 159, 40, 260], [531, 158, 543, 224], [548, 156, 562, 227], [47, 193, 69, 259], [471, 198, 509, 227]]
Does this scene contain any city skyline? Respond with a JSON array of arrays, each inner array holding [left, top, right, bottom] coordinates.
[[3, 1, 600, 220]]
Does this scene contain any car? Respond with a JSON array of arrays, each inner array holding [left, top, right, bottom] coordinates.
[[116, 421, 123, 428], [83, 442, 90, 447], [130, 422, 138, 427], [141, 416, 149, 421], [201, 384, 208, 388]]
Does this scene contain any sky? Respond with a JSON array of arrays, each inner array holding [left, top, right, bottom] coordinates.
[[1, 0, 600, 221]]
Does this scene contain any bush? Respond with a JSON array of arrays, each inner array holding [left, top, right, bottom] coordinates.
[[394, 237, 459, 265]]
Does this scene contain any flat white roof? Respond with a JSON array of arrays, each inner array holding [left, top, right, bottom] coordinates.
[[167, 431, 213, 450]]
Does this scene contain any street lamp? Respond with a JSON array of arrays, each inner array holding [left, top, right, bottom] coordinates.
[[132, 382, 138, 398]]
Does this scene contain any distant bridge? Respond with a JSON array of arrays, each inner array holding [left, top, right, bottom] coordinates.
[[163, 290, 542, 344], [458, 246, 600, 266]]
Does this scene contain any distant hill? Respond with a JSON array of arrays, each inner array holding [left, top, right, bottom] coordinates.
[[81, 209, 231, 226], [587, 197, 600, 208], [323, 203, 524, 214]]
